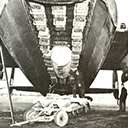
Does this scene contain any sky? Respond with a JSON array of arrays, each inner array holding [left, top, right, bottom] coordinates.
[[115, 0, 128, 28], [3, 68, 125, 90]]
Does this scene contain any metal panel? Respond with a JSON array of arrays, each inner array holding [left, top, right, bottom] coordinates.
[[0, 0, 50, 95], [80, 0, 116, 88]]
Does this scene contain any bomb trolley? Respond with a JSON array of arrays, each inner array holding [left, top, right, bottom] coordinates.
[[11, 94, 91, 127]]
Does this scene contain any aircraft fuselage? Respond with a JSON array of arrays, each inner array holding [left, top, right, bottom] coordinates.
[[0, 0, 117, 95]]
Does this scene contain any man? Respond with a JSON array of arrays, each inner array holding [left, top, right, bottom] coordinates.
[[71, 70, 85, 98], [119, 83, 127, 112]]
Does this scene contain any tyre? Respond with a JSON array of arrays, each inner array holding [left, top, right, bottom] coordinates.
[[54, 110, 68, 127], [23, 109, 39, 121]]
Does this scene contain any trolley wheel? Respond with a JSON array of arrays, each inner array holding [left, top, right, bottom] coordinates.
[[23, 109, 39, 121], [54, 110, 68, 127]]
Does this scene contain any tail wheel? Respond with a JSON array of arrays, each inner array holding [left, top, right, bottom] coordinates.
[[54, 110, 68, 127], [112, 70, 119, 99], [23, 109, 39, 121], [113, 89, 119, 99]]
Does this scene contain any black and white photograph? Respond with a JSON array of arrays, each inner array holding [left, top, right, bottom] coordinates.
[[0, 0, 128, 127]]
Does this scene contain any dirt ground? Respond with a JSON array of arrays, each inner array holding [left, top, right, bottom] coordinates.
[[0, 94, 128, 128]]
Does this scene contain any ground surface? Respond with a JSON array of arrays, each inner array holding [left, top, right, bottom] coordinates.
[[0, 93, 128, 128]]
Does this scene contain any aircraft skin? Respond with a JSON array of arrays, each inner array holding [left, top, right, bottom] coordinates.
[[0, 0, 127, 96]]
